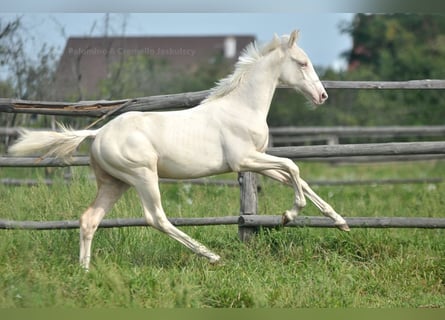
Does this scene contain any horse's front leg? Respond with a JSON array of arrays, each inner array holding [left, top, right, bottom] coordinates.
[[237, 153, 307, 221], [259, 169, 350, 231]]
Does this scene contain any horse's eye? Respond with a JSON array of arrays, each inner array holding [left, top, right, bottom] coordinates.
[[298, 62, 308, 68]]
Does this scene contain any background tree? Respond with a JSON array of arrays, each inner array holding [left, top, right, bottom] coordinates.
[[0, 17, 58, 129], [99, 52, 232, 99], [339, 14, 445, 126]]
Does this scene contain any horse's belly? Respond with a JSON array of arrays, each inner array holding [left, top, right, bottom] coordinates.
[[157, 154, 231, 179]]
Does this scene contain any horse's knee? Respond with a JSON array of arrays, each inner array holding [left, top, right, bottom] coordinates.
[[80, 210, 100, 238]]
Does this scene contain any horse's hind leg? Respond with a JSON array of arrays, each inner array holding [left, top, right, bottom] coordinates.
[[79, 158, 129, 270], [259, 169, 349, 230], [299, 179, 349, 231], [132, 167, 221, 263]]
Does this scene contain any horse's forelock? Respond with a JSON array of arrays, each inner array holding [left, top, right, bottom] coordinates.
[[260, 34, 282, 55]]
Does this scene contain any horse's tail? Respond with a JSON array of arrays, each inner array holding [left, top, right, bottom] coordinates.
[[8, 124, 101, 162]]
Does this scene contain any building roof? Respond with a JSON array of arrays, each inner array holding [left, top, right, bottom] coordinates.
[[54, 35, 255, 100]]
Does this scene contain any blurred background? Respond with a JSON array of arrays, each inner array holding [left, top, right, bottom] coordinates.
[[1, 13, 444, 130]]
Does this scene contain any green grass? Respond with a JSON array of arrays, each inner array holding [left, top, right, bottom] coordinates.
[[0, 161, 444, 307]]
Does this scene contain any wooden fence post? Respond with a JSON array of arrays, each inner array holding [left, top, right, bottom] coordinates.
[[238, 171, 259, 242]]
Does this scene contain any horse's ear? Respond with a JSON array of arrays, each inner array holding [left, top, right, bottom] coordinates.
[[288, 29, 300, 47], [263, 33, 282, 53], [273, 33, 280, 43]]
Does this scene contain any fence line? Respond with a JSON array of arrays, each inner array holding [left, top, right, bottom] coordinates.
[[1, 80, 445, 117], [1, 176, 441, 187], [239, 216, 445, 229], [320, 79, 445, 89], [268, 125, 445, 146], [0, 177, 241, 187], [294, 154, 445, 164], [2, 141, 445, 168], [268, 141, 445, 159], [0, 216, 239, 230], [269, 125, 445, 137], [4, 125, 445, 141], [1, 215, 445, 231]]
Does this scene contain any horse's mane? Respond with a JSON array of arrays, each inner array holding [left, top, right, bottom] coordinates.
[[202, 35, 282, 103]]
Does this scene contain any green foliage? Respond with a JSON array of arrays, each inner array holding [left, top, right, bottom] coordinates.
[[99, 55, 174, 99], [99, 53, 232, 99], [343, 14, 445, 80], [0, 17, 59, 129], [1, 161, 444, 307], [0, 17, 57, 101], [176, 54, 232, 93], [0, 79, 14, 97], [328, 14, 445, 126]]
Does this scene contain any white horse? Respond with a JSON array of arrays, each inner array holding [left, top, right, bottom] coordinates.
[[10, 30, 349, 270]]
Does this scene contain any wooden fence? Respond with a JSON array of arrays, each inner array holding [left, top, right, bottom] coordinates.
[[2, 215, 445, 230], [1, 80, 444, 117], [1, 80, 445, 239], [269, 125, 445, 146], [4, 124, 445, 143], [1, 141, 445, 166]]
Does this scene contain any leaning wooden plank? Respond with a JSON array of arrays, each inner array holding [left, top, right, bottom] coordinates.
[[0, 90, 210, 117]]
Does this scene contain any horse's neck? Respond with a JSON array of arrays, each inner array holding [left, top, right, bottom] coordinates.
[[224, 50, 282, 121]]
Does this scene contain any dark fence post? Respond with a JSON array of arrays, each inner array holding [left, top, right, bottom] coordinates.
[[238, 171, 259, 242]]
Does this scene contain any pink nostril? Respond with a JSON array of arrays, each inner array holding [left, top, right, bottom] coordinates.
[[321, 92, 328, 101]]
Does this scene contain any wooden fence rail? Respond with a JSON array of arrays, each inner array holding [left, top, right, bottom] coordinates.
[[1, 215, 445, 230], [320, 79, 445, 89], [4, 125, 445, 141], [268, 125, 445, 146], [268, 141, 445, 159], [269, 125, 445, 137], [0, 90, 209, 117], [1, 80, 444, 117], [1, 176, 441, 187], [2, 141, 444, 167]]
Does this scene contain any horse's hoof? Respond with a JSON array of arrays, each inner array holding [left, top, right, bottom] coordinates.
[[282, 213, 291, 226], [209, 255, 221, 264], [209, 256, 224, 267], [336, 223, 350, 232]]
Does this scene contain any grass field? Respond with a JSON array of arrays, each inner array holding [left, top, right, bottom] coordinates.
[[0, 160, 444, 307]]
